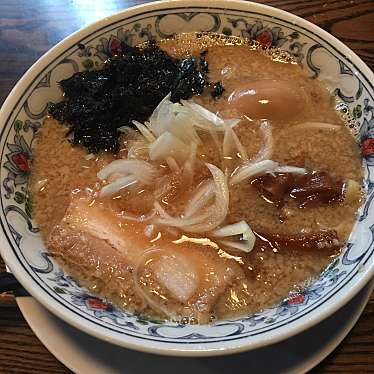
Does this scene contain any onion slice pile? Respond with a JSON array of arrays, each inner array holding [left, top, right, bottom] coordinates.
[[96, 95, 318, 260], [139, 94, 240, 166]]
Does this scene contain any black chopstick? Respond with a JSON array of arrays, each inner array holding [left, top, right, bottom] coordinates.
[[0, 272, 29, 296]]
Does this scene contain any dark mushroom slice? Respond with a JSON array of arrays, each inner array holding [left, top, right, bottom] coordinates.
[[251, 171, 345, 209]]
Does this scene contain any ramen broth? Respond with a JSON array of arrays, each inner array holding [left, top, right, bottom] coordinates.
[[29, 33, 363, 323]]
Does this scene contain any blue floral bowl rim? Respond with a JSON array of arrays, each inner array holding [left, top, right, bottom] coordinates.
[[0, 0, 373, 356]]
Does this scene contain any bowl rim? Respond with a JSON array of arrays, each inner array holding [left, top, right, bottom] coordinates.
[[0, 0, 373, 356]]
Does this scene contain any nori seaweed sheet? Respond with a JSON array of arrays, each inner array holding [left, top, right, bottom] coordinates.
[[49, 42, 212, 153]]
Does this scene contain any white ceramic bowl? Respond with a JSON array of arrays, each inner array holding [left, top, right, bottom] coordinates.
[[0, 0, 373, 357]]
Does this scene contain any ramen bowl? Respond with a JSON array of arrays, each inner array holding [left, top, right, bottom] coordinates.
[[0, 0, 373, 356]]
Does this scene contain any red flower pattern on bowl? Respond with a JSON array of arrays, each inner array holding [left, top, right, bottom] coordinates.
[[87, 297, 109, 311], [11, 153, 30, 172], [256, 30, 273, 47], [362, 138, 374, 156], [109, 39, 123, 56], [288, 294, 305, 305]]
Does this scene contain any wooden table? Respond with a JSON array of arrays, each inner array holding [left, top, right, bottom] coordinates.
[[0, 0, 373, 372]]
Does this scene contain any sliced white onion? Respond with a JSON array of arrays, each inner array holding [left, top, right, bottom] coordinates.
[[223, 125, 248, 161], [186, 163, 229, 232], [189, 142, 197, 167], [99, 175, 138, 198], [209, 128, 222, 155], [181, 142, 198, 187], [180, 99, 241, 134], [251, 120, 273, 163], [227, 121, 273, 182], [232, 128, 248, 161], [274, 165, 307, 174], [212, 221, 256, 253], [180, 99, 225, 128], [97, 159, 159, 184], [149, 100, 202, 144], [210, 221, 256, 253], [165, 156, 180, 173], [182, 160, 194, 187], [154, 201, 212, 226], [183, 180, 215, 218], [155, 163, 229, 233], [148, 94, 224, 138], [223, 125, 236, 158], [148, 93, 175, 137], [230, 159, 307, 186], [230, 160, 277, 186], [137, 95, 217, 162], [168, 112, 201, 145], [149, 131, 189, 164], [211, 221, 252, 238], [132, 120, 156, 142]]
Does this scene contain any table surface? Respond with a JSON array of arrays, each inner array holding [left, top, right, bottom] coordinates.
[[0, 0, 373, 372]]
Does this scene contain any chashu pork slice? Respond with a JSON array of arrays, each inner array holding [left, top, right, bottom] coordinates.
[[47, 196, 243, 322]]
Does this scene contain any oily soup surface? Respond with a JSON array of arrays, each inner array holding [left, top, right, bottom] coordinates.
[[29, 34, 363, 323]]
